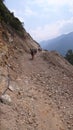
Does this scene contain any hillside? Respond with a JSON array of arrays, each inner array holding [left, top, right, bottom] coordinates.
[[0, 49, 73, 130], [0, 0, 39, 53], [40, 32, 73, 56], [0, 1, 73, 130]]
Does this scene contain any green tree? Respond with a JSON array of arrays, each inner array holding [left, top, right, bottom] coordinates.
[[65, 49, 73, 65]]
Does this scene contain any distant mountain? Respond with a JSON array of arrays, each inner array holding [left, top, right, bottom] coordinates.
[[40, 32, 73, 56]]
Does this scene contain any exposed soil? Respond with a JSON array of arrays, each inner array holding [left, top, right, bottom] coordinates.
[[0, 50, 73, 130]]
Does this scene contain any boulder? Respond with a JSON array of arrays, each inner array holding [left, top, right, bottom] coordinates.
[[0, 94, 11, 105]]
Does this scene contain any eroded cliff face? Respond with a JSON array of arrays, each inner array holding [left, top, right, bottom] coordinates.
[[0, 20, 39, 72], [0, 22, 39, 52]]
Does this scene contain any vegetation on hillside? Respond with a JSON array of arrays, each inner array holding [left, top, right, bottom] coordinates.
[[0, 0, 25, 37], [65, 49, 73, 65]]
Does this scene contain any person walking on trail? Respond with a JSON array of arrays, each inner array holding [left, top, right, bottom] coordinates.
[[30, 48, 37, 60]]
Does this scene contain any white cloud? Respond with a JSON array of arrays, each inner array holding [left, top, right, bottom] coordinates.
[[33, 0, 73, 14], [34, 0, 73, 6], [29, 17, 73, 41], [30, 23, 60, 42], [5, 0, 73, 42], [24, 7, 37, 16]]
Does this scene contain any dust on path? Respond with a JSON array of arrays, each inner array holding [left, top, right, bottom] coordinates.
[[15, 52, 67, 130], [0, 51, 68, 130]]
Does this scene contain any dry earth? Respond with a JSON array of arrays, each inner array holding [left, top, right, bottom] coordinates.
[[0, 50, 73, 130]]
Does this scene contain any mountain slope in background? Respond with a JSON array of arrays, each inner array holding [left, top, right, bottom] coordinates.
[[40, 32, 73, 56]]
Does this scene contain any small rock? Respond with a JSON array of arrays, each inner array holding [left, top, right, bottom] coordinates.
[[9, 81, 19, 92], [0, 94, 12, 105], [68, 125, 71, 129], [69, 114, 73, 119], [24, 80, 29, 85], [48, 93, 52, 97], [42, 81, 45, 84], [9, 85, 15, 92]]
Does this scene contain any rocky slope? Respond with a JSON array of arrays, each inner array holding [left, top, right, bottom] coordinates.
[[0, 33, 73, 130]]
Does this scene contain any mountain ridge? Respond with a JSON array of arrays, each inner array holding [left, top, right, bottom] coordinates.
[[40, 32, 73, 56]]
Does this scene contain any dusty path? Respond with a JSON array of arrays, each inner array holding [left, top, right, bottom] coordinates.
[[14, 52, 67, 130], [0, 51, 72, 130]]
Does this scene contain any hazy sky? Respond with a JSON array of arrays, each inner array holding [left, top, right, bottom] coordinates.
[[5, 0, 73, 42]]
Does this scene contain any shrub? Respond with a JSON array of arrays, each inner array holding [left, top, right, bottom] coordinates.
[[65, 49, 73, 65]]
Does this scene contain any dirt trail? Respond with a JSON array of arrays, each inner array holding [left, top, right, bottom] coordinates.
[[0, 51, 72, 130], [14, 52, 67, 130]]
